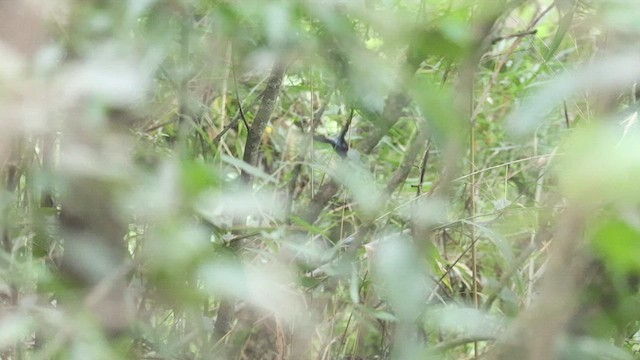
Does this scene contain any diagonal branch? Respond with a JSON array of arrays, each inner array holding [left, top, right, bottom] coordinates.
[[241, 61, 287, 183]]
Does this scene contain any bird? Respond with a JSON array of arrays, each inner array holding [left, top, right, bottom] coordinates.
[[313, 134, 349, 157], [314, 109, 353, 158]]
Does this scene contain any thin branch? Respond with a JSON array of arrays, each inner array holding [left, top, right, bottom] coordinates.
[[145, 117, 181, 133], [470, 85, 479, 359], [339, 108, 354, 141], [432, 336, 496, 353], [211, 85, 267, 145], [385, 124, 428, 195], [343, 123, 429, 255], [414, 139, 431, 196], [490, 29, 537, 45], [231, 57, 250, 131]]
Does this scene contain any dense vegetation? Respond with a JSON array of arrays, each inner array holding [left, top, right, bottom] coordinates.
[[2, 0, 640, 359]]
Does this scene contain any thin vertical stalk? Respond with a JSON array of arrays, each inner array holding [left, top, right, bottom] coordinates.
[[309, 65, 315, 197], [470, 122, 478, 359], [527, 133, 540, 305]]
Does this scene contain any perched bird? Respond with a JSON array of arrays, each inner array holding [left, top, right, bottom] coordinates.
[[313, 133, 349, 158], [314, 109, 353, 158]]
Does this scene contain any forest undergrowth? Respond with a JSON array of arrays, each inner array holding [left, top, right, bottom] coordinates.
[[2, 1, 640, 359]]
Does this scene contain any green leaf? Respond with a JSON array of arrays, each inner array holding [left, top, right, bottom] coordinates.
[[544, 9, 574, 62], [410, 75, 465, 147], [181, 160, 220, 198], [591, 219, 640, 274]]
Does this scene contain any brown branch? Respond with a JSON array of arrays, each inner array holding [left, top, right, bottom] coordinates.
[[241, 61, 287, 182]]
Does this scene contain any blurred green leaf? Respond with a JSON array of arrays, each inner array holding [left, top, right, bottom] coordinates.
[[429, 305, 504, 339], [558, 124, 640, 204], [411, 74, 465, 147], [350, 263, 361, 304], [0, 314, 32, 351], [591, 218, 640, 275], [374, 234, 431, 321], [181, 160, 220, 198]]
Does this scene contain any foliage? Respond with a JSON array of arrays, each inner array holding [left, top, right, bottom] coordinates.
[[2, 0, 640, 359]]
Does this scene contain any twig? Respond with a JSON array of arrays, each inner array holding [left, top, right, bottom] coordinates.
[[231, 56, 250, 131], [491, 29, 538, 45], [145, 117, 181, 133], [211, 81, 267, 145], [432, 336, 496, 353], [385, 123, 428, 195], [414, 139, 431, 196]]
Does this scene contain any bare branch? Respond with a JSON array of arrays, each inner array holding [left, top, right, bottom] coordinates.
[[241, 61, 287, 183]]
